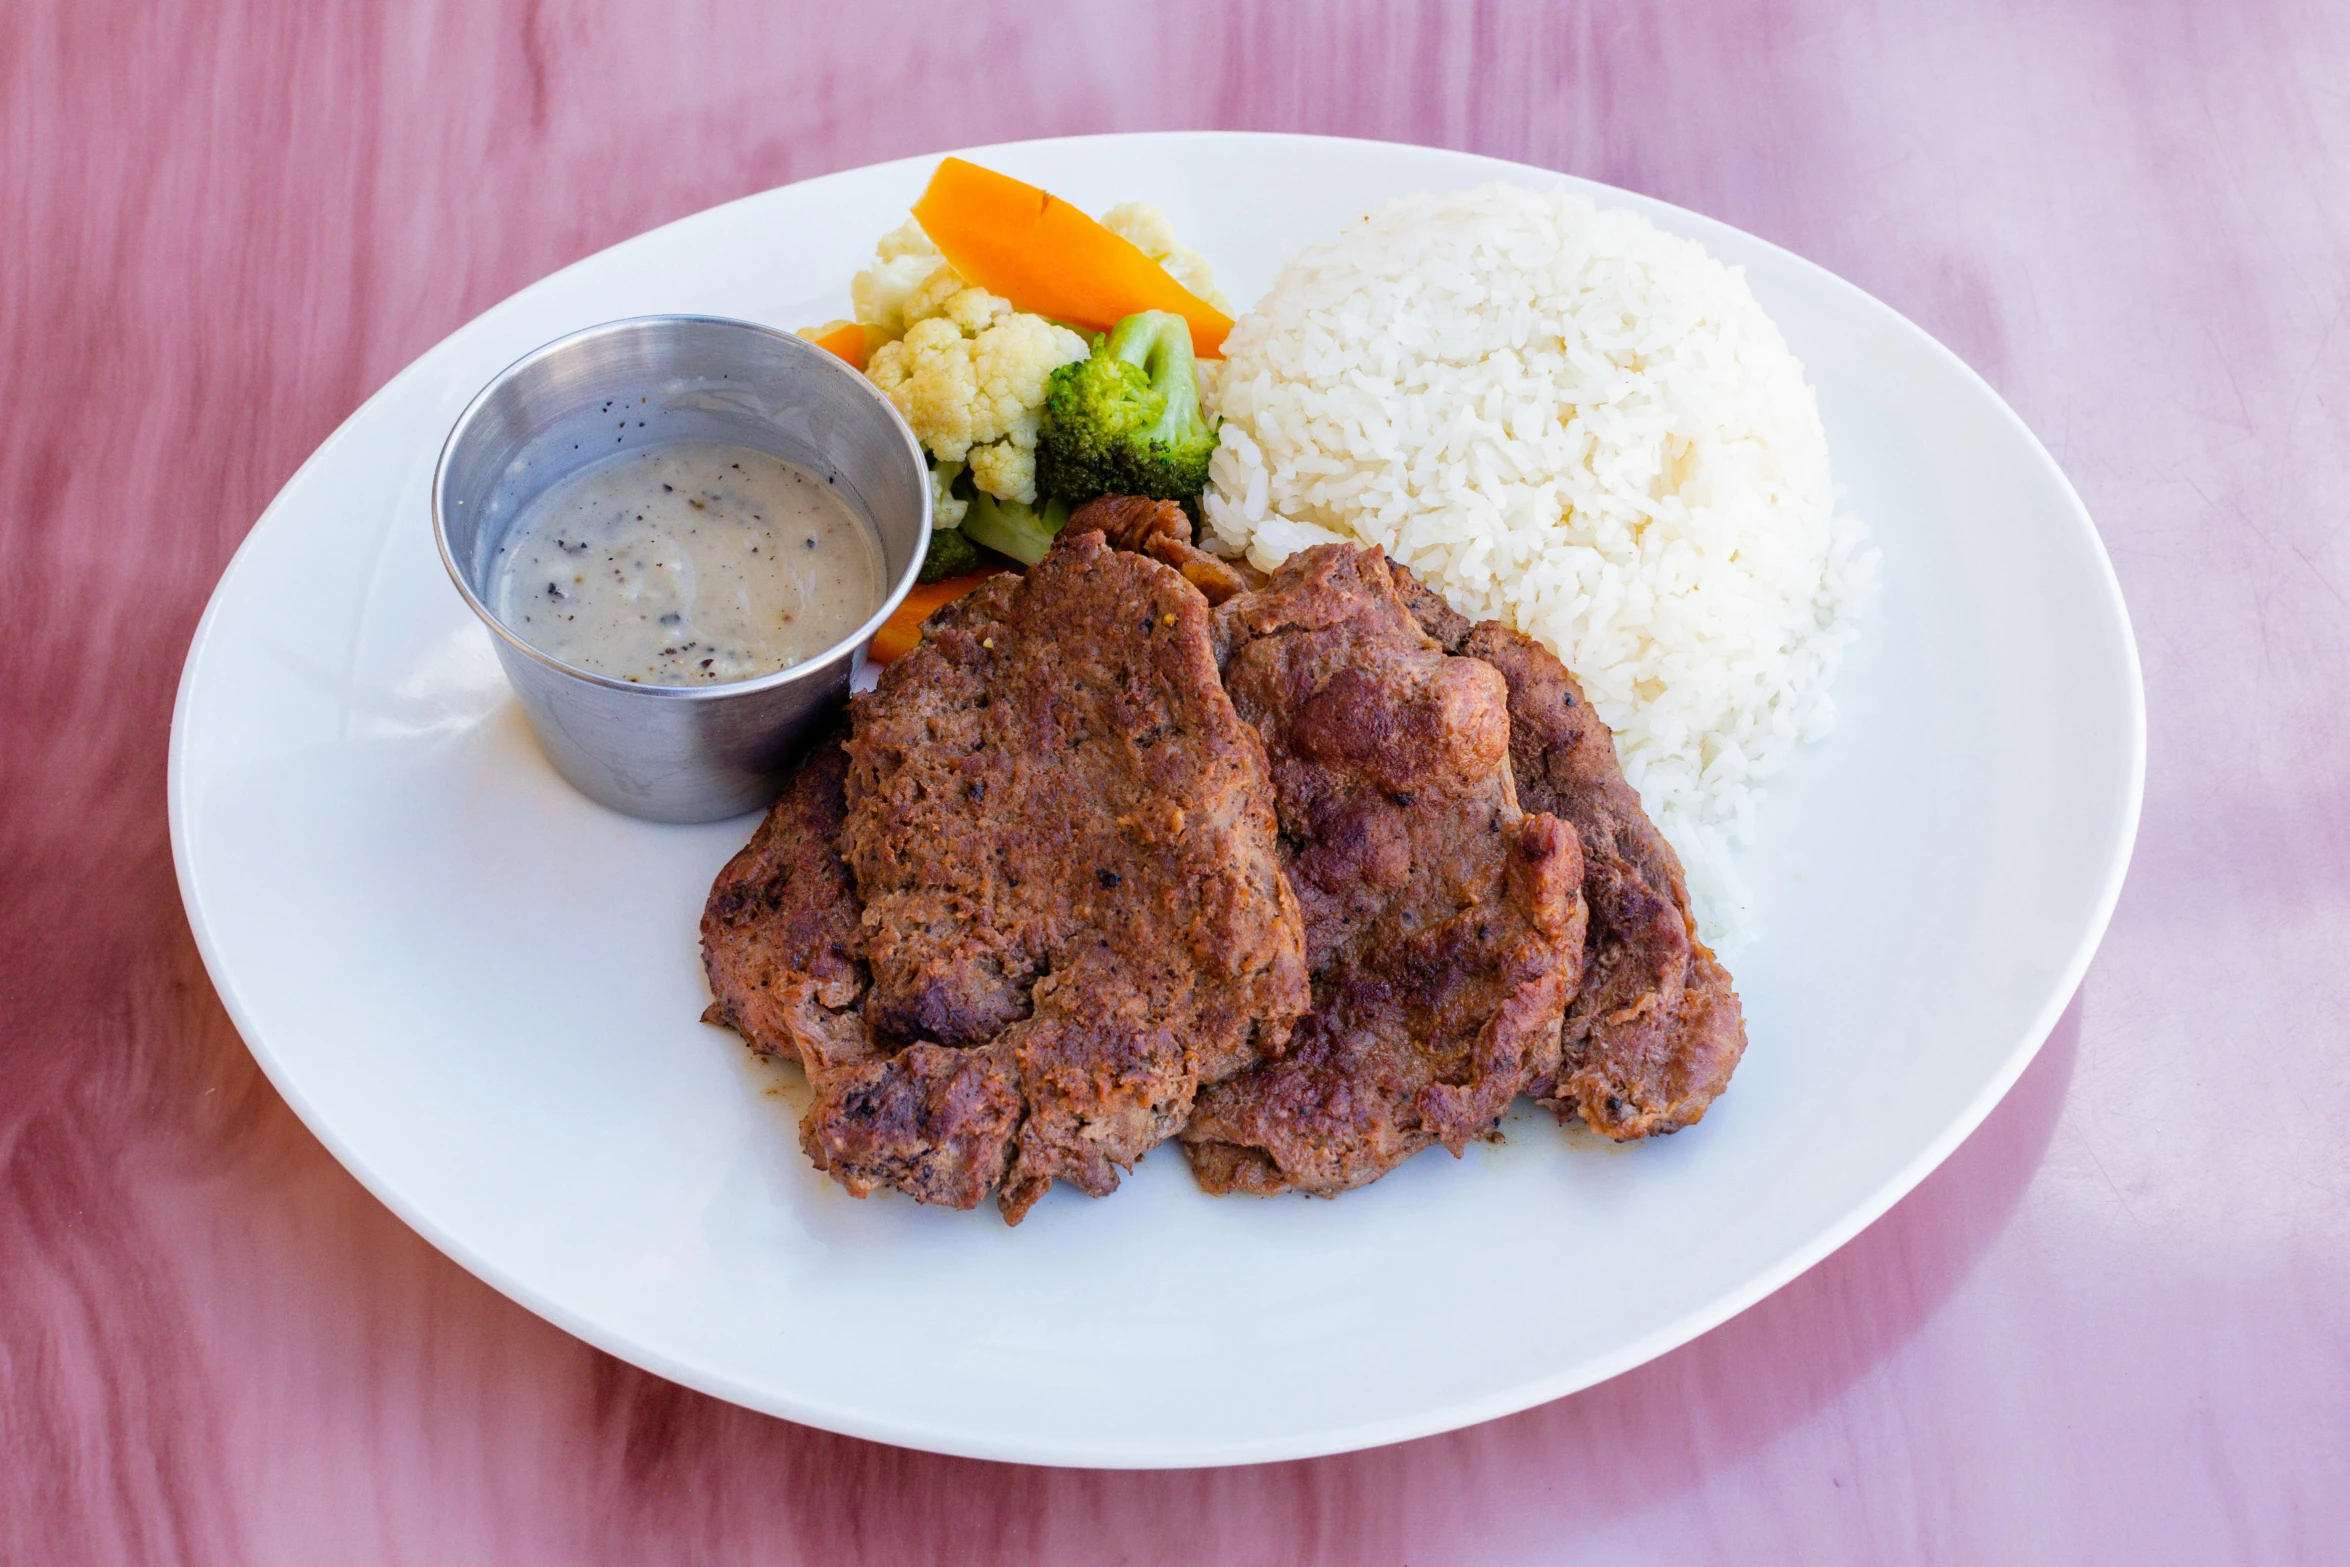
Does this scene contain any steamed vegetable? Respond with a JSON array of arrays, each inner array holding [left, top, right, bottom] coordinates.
[[800, 319, 871, 369], [1096, 204, 1230, 317], [909, 158, 1234, 357], [863, 288, 1088, 508], [961, 490, 1071, 567], [1036, 311, 1217, 513], [927, 457, 970, 530], [919, 459, 978, 582], [918, 525, 980, 583]]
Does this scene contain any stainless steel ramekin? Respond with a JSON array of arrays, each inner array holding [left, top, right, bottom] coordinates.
[[433, 316, 929, 823]]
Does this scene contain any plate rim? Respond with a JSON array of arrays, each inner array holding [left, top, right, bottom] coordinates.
[[168, 129, 2148, 1468]]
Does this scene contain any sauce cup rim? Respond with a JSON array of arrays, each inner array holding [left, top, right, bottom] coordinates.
[[431, 313, 931, 702]]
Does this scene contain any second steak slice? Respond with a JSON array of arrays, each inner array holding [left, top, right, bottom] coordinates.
[[1181, 545, 1588, 1197]]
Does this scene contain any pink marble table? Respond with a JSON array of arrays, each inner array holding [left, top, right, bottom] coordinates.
[[4, 1, 2342, 1560]]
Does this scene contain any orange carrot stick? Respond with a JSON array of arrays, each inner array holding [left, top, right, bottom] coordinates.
[[867, 567, 1009, 664], [802, 319, 869, 370], [911, 158, 1233, 358]]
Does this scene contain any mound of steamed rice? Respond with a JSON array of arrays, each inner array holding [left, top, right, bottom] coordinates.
[[1203, 183, 1876, 945]]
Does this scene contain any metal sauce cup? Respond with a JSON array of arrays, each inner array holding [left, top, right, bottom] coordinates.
[[433, 316, 929, 823]]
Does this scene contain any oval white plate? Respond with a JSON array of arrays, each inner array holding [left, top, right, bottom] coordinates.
[[170, 133, 2143, 1467]]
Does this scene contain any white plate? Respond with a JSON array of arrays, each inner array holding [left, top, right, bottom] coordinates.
[[170, 133, 2143, 1467]]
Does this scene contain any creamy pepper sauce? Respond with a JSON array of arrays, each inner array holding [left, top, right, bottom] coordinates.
[[490, 442, 883, 685]]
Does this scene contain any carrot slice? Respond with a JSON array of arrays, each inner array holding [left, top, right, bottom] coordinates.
[[867, 567, 1009, 664], [911, 158, 1233, 358], [802, 319, 869, 370]]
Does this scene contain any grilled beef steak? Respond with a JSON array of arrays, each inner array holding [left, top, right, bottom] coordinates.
[[1181, 545, 1587, 1195], [704, 532, 1309, 1222], [701, 727, 1023, 1208], [1392, 564, 1747, 1138]]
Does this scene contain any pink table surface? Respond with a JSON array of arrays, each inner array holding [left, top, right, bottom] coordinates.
[[4, 2, 2343, 1561]]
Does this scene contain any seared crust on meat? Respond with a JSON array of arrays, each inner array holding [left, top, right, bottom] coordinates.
[[703, 535, 1308, 1222], [798, 1040, 1023, 1210], [1070, 494, 1260, 605], [703, 532, 1745, 1225], [700, 728, 867, 1063], [1393, 562, 1748, 1138], [1388, 564, 1475, 651], [701, 728, 1015, 1203], [844, 529, 1306, 1065], [831, 529, 1309, 1220], [1181, 545, 1587, 1196]]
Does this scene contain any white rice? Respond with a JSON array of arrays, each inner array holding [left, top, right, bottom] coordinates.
[[1203, 183, 1876, 947]]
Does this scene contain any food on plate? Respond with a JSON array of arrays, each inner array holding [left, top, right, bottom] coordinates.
[[698, 165, 1879, 1217], [1036, 310, 1221, 515], [868, 565, 1008, 662], [488, 441, 883, 686], [958, 488, 1071, 567], [909, 157, 1234, 353], [1393, 566, 1746, 1138], [705, 724, 1029, 1209], [1071, 494, 1255, 605], [702, 724, 868, 1061], [863, 285, 1087, 524], [938, 302, 1223, 566], [1204, 183, 1877, 943], [702, 533, 1310, 1221], [816, 172, 1229, 584], [706, 519, 1751, 1215], [1180, 545, 1589, 1196], [915, 523, 981, 584], [1095, 203, 1230, 318], [800, 319, 869, 369]]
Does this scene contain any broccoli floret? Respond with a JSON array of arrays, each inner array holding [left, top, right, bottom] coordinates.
[[918, 525, 980, 582], [1035, 311, 1218, 511], [961, 490, 1071, 567]]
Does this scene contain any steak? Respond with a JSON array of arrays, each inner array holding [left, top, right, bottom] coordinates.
[[704, 531, 1310, 1222], [701, 724, 866, 1063], [1069, 494, 1257, 605], [1181, 545, 1587, 1196], [702, 726, 1023, 1208], [1392, 564, 1747, 1138]]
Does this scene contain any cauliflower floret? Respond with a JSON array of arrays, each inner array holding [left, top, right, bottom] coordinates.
[[853, 223, 955, 337], [873, 217, 937, 264], [929, 459, 969, 530], [1100, 202, 1232, 314], [852, 254, 944, 337], [902, 264, 986, 331], [865, 288, 1087, 504], [870, 318, 978, 457], [966, 429, 1035, 503]]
